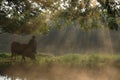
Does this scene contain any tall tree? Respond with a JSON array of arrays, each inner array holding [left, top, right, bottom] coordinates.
[[0, 0, 120, 34]]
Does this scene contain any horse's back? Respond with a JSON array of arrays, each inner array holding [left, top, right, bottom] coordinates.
[[11, 41, 36, 60], [11, 42, 26, 54]]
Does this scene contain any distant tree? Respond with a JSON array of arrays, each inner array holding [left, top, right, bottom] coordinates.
[[0, 0, 120, 34]]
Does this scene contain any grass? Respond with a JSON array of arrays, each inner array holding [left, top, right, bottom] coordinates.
[[0, 53, 120, 80], [0, 53, 120, 68]]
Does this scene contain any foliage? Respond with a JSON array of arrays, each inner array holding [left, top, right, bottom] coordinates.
[[0, 53, 120, 69], [0, 0, 120, 34]]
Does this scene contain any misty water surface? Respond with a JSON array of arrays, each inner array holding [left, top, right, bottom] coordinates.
[[0, 64, 120, 80]]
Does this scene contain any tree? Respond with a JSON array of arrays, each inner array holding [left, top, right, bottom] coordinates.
[[0, 0, 120, 34], [97, 0, 120, 30], [56, 0, 120, 30], [0, 0, 53, 34]]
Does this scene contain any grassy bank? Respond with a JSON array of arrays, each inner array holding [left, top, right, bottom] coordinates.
[[0, 53, 120, 68], [0, 53, 120, 80]]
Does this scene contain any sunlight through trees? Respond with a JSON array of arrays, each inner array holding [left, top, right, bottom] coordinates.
[[0, 0, 120, 34]]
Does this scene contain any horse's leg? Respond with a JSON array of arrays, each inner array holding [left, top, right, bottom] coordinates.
[[14, 54, 17, 60], [11, 53, 16, 60], [21, 55, 25, 62], [11, 53, 13, 60], [29, 52, 36, 60], [32, 54, 36, 60]]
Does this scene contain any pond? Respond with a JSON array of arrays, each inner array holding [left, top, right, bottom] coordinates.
[[0, 76, 26, 80], [0, 75, 48, 80], [0, 64, 120, 80]]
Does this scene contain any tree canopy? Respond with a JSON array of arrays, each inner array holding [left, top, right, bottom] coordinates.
[[0, 0, 120, 34]]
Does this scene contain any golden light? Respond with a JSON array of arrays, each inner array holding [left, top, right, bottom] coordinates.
[[90, 0, 99, 8]]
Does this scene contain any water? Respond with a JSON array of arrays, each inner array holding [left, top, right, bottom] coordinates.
[[0, 76, 12, 80], [0, 75, 49, 80], [0, 65, 120, 80], [0, 75, 50, 80]]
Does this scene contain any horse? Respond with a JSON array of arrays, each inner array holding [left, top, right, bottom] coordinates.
[[11, 41, 36, 61]]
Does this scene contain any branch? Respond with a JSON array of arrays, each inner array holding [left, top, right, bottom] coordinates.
[[97, 0, 106, 9]]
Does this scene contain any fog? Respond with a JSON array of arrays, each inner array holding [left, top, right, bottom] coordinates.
[[0, 26, 120, 54], [1, 65, 120, 80], [0, 24, 120, 80]]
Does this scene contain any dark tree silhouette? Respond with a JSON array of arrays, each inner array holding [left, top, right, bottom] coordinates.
[[0, 0, 120, 34]]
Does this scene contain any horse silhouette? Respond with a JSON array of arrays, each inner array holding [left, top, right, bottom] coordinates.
[[11, 36, 37, 61]]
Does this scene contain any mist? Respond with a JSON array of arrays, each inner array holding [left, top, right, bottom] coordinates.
[[2, 64, 120, 80], [0, 26, 120, 54], [0, 25, 120, 80]]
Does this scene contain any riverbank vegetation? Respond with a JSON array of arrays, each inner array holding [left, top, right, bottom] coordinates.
[[0, 53, 120, 68], [0, 53, 120, 80]]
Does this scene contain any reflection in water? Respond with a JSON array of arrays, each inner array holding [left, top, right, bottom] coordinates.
[[0, 75, 49, 80], [0, 76, 9, 80], [0, 76, 24, 80], [0, 76, 48, 80]]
